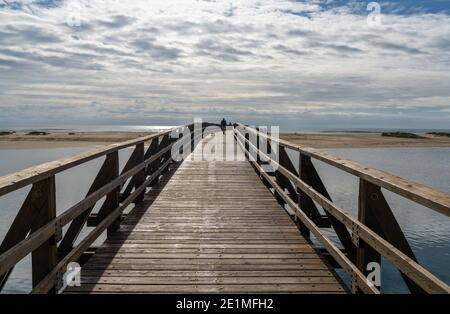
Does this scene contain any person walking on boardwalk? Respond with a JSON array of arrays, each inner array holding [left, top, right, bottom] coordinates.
[[220, 118, 227, 134]]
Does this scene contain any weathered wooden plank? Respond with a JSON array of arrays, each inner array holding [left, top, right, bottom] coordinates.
[[66, 283, 346, 293], [82, 264, 333, 271], [79, 276, 341, 285], [80, 269, 335, 277], [95, 247, 315, 254], [71, 135, 346, 294]]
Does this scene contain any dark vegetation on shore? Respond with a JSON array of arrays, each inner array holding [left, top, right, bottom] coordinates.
[[381, 132, 424, 139], [427, 132, 450, 137], [26, 131, 49, 136], [0, 131, 15, 136]]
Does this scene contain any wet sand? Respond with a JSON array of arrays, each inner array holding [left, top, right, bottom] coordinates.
[[0, 131, 449, 149]]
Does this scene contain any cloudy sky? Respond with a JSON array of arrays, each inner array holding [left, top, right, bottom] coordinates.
[[0, 0, 449, 130]]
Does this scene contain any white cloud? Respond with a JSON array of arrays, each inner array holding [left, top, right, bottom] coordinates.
[[0, 0, 449, 127]]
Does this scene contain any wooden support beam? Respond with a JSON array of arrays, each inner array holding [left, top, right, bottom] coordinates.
[[355, 179, 382, 292], [277, 146, 298, 199], [95, 152, 120, 237], [255, 127, 261, 163], [145, 138, 159, 176], [298, 154, 314, 238], [188, 124, 195, 154], [120, 144, 144, 201], [0, 179, 53, 290], [358, 179, 425, 294], [59, 154, 118, 255], [159, 134, 172, 175], [30, 176, 57, 292], [300, 155, 356, 262], [297, 154, 332, 236], [244, 133, 250, 159], [147, 136, 163, 185], [133, 143, 145, 203]]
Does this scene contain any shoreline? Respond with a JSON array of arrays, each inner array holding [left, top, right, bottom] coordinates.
[[281, 133, 450, 149], [0, 131, 450, 150], [0, 131, 154, 149]]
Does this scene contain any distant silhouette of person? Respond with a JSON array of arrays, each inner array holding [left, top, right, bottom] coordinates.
[[220, 118, 227, 134]]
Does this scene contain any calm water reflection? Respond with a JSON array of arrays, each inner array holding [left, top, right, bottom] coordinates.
[[0, 147, 133, 293], [311, 147, 450, 293], [0, 146, 449, 293]]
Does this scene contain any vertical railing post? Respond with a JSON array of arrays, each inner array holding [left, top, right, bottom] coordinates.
[[299, 154, 356, 261], [134, 143, 145, 203], [297, 154, 311, 239], [59, 153, 119, 255], [188, 124, 195, 155], [256, 127, 260, 163], [160, 134, 172, 175], [94, 151, 120, 237], [31, 175, 57, 293], [244, 132, 250, 160], [355, 179, 423, 294], [0, 186, 45, 290], [148, 136, 163, 186], [145, 138, 159, 176], [354, 179, 382, 292]]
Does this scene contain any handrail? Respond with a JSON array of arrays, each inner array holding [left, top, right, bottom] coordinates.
[[0, 123, 211, 293], [0, 126, 185, 197], [234, 134, 378, 294], [33, 158, 173, 294], [1, 122, 448, 294], [234, 125, 450, 294], [236, 123, 450, 217], [0, 143, 174, 276]]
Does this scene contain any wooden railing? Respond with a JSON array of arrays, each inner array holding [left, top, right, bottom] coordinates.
[[234, 123, 450, 294], [1, 122, 448, 294], [0, 122, 215, 293]]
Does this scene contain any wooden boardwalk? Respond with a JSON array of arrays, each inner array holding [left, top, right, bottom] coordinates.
[[2, 125, 449, 294], [67, 133, 346, 293]]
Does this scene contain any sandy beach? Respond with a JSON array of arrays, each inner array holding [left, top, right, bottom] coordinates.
[[281, 132, 450, 148], [1, 130, 450, 149], [0, 131, 154, 149]]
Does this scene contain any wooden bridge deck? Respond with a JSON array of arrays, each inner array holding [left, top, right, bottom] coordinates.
[[66, 133, 347, 293]]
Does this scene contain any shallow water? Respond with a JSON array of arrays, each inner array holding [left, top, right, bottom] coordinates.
[[0, 147, 134, 293], [0, 146, 449, 293], [307, 147, 450, 293]]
